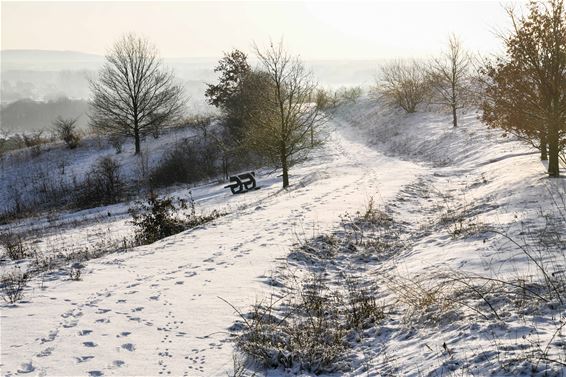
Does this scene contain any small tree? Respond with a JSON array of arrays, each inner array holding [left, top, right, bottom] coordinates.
[[429, 35, 472, 127], [248, 41, 327, 188], [53, 116, 81, 149], [130, 192, 188, 245], [482, 0, 566, 177], [89, 34, 185, 155], [377, 60, 429, 113]]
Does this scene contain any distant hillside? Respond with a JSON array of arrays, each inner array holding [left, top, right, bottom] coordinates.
[[0, 97, 90, 132]]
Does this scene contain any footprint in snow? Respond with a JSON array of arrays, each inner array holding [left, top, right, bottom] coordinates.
[[121, 343, 135, 352], [36, 347, 54, 357], [75, 355, 94, 363], [112, 360, 125, 367], [17, 362, 35, 373]]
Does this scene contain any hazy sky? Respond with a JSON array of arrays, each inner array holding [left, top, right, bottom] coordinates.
[[1, 1, 518, 60]]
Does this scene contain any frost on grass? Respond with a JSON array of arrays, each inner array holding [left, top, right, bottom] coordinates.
[[1, 267, 29, 304], [228, 202, 394, 374], [229, 191, 566, 375]]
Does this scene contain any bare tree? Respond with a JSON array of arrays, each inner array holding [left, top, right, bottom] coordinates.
[[377, 60, 429, 113], [248, 41, 326, 188], [89, 34, 184, 155], [429, 34, 472, 127]]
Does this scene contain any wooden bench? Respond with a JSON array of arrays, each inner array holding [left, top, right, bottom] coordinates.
[[224, 172, 258, 194]]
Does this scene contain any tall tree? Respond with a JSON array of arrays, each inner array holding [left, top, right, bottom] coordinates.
[[482, 0, 566, 177], [89, 34, 184, 155], [205, 49, 252, 139], [429, 34, 471, 127], [205, 49, 251, 109], [248, 41, 326, 188]]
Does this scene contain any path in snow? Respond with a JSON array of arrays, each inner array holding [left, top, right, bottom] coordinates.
[[1, 121, 423, 376]]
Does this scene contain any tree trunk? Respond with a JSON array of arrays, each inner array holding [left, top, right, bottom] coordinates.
[[452, 105, 458, 128], [282, 161, 289, 188], [281, 143, 289, 188], [547, 121, 560, 177], [223, 156, 229, 180], [540, 131, 548, 160], [134, 126, 141, 155]]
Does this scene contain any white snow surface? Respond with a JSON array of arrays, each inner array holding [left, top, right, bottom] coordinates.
[[1, 106, 422, 376], [1, 97, 565, 376]]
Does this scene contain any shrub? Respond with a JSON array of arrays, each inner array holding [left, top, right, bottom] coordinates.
[[150, 138, 217, 188], [75, 156, 124, 207], [129, 192, 223, 245], [228, 271, 385, 373], [69, 262, 85, 281], [0, 232, 27, 260], [229, 274, 348, 373], [109, 134, 125, 154], [343, 275, 384, 329], [337, 86, 363, 104], [315, 88, 334, 110], [53, 116, 81, 149], [19, 131, 46, 148], [130, 192, 188, 245], [1, 268, 29, 304]]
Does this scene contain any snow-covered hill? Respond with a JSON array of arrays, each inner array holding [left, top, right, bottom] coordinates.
[[1, 98, 565, 376]]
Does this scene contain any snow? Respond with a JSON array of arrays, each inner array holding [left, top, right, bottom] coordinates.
[[0, 110, 422, 376], [1, 97, 565, 376]]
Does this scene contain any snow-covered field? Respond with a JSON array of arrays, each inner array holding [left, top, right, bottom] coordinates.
[[1, 98, 565, 376]]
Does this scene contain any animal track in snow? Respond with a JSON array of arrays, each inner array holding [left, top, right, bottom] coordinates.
[[120, 343, 135, 352]]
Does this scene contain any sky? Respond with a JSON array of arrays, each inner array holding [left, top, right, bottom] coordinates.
[[1, 1, 519, 60]]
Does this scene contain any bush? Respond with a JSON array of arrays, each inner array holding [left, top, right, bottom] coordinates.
[[337, 86, 363, 104], [343, 275, 384, 329], [1, 268, 29, 304], [69, 262, 86, 281], [0, 232, 27, 260], [109, 134, 125, 154], [150, 138, 217, 188], [229, 274, 348, 373], [53, 116, 81, 149], [229, 271, 384, 373], [315, 88, 335, 110], [19, 131, 46, 148], [130, 192, 222, 245], [130, 192, 189, 245], [75, 156, 124, 207]]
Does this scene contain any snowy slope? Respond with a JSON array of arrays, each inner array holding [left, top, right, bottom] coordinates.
[[1, 115, 422, 376], [2, 97, 565, 376]]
